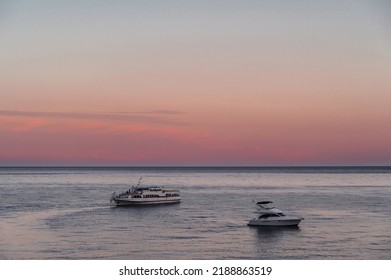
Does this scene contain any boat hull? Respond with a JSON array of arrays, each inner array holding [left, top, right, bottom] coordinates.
[[248, 218, 303, 227], [112, 197, 181, 206]]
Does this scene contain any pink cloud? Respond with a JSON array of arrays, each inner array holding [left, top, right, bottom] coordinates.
[[1, 107, 391, 165]]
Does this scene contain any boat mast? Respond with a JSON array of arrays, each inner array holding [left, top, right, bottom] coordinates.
[[136, 177, 142, 188]]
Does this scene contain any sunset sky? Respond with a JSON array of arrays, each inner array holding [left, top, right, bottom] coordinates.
[[1, 0, 391, 166]]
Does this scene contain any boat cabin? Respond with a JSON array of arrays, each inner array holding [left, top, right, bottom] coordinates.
[[258, 213, 286, 219]]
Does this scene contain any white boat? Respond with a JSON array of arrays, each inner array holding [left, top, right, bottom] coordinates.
[[110, 178, 181, 206], [248, 201, 304, 227]]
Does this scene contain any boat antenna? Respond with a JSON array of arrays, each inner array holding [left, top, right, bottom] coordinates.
[[136, 177, 142, 188]]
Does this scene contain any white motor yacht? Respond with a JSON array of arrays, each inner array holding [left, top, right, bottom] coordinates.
[[110, 178, 181, 206], [248, 201, 304, 227]]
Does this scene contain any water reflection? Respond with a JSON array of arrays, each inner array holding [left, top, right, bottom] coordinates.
[[250, 226, 301, 239], [249, 226, 303, 259]]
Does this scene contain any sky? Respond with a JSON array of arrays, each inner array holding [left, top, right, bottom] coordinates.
[[1, 0, 391, 166]]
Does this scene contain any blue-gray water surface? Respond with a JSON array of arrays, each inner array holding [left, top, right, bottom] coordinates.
[[0, 167, 390, 259]]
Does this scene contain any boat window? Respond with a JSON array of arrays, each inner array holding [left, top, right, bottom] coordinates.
[[259, 213, 280, 219]]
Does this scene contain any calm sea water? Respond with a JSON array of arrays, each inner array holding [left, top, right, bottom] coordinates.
[[0, 166, 390, 260]]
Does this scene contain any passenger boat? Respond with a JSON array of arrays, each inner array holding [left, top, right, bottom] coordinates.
[[248, 201, 304, 227], [110, 178, 181, 206]]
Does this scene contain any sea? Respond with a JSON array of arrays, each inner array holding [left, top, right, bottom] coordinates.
[[0, 166, 390, 260]]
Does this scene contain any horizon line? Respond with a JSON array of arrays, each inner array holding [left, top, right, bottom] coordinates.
[[0, 165, 390, 168]]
